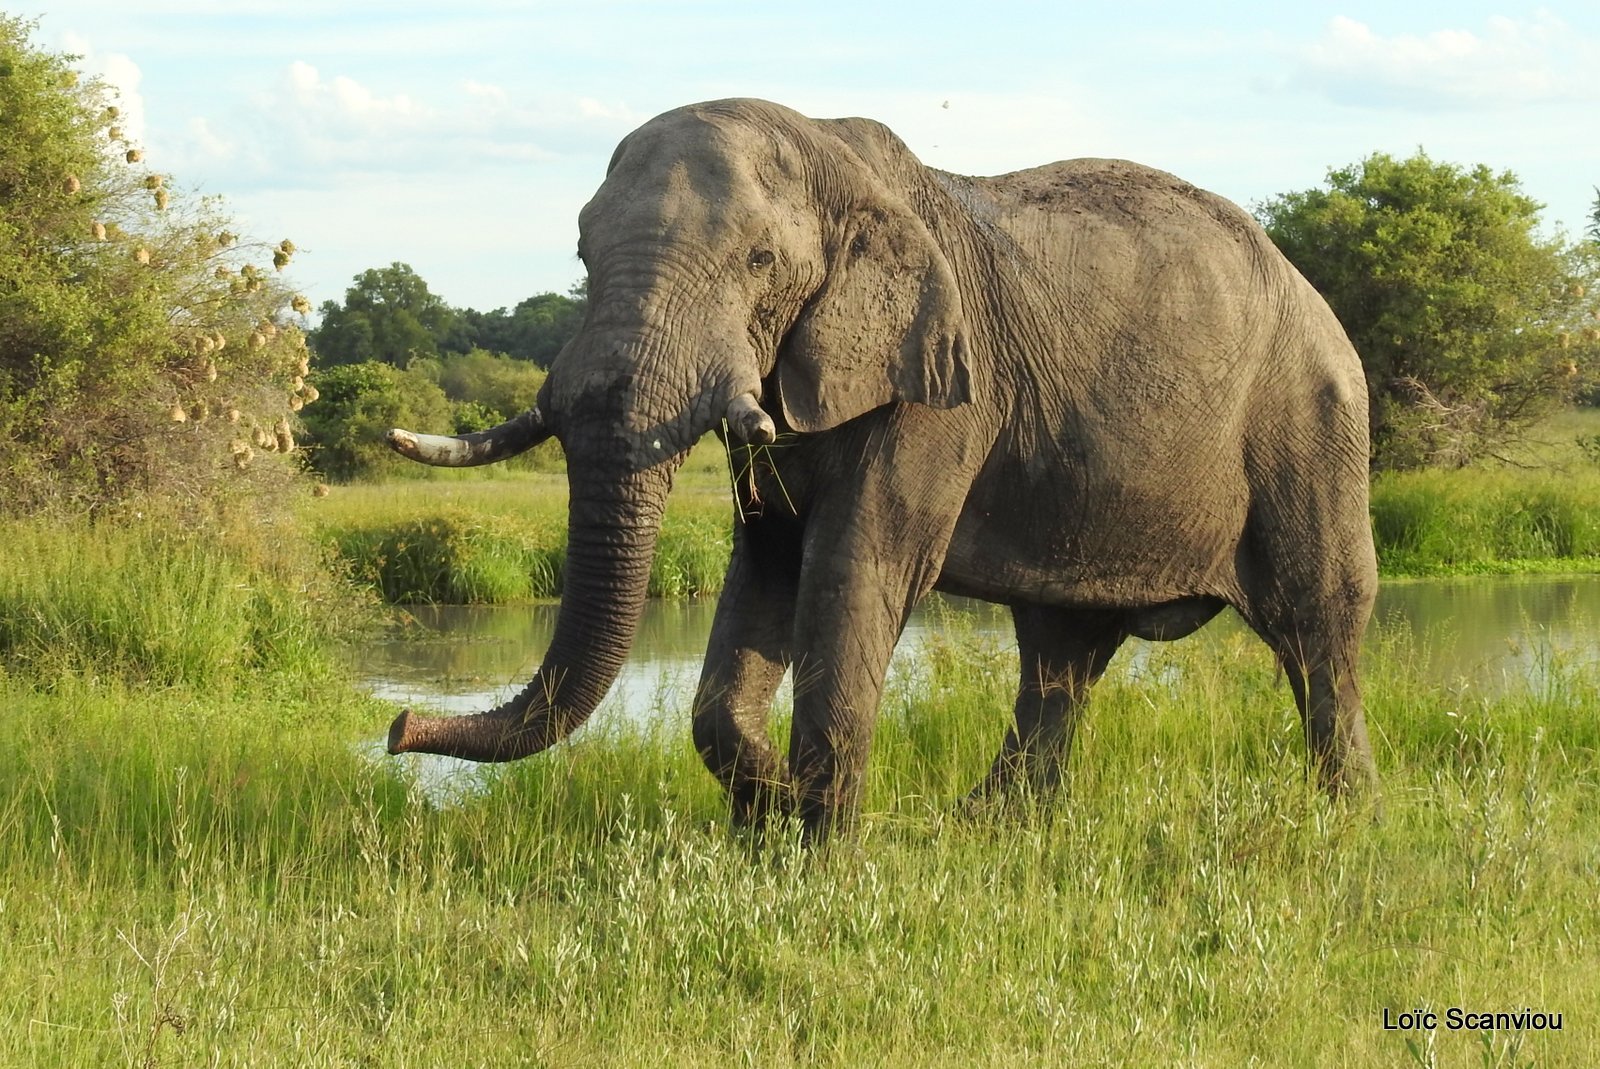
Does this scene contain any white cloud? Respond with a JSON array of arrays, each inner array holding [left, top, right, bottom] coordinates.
[[185, 116, 235, 163], [1285, 13, 1600, 111], [200, 62, 643, 187], [282, 61, 430, 132], [463, 80, 509, 107], [576, 97, 630, 121], [58, 31, 148, 144]]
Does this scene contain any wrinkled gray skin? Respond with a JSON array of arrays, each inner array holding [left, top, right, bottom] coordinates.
[[386, 98, 1378, 838]]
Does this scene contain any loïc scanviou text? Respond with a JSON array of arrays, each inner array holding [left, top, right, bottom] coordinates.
[[1383, 1007, 1562, 1032]]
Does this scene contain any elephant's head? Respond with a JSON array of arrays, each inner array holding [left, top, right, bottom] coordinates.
[[386, 99, 972, 761]]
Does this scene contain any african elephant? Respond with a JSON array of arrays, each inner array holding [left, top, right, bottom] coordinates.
[[384, 98, 1379, 838]]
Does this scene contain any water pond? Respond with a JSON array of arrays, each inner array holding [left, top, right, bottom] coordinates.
[[352, 574, 1600, 725]]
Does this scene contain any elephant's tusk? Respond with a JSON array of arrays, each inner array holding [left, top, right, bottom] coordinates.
[[725, 393, 777, 445], [386, 406, 551, 467]]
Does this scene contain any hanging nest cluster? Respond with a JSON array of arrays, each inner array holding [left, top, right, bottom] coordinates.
[[161, 301, 319, 483], [66, 114, 327, 503], [148, 206, 317, 482]]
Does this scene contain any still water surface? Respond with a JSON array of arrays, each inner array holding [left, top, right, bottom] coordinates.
[[352, 576, 1600, 726]]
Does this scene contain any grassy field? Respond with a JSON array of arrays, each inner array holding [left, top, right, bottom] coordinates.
[[2, 518, 1599, 1066], [307, 422, 1600, 604]]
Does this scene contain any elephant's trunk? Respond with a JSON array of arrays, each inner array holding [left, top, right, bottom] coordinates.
[[386, 457, 672, 760]]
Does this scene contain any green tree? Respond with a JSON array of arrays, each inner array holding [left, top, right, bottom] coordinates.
[[310, 262, 464, 367], [458, 281, 586, 367], [1257, 151, 1600, 468], [502, 286, 586, 366], [0, 17, 316, 512], [432, 348, 547, 422], [1588, 186, 1599, 244]]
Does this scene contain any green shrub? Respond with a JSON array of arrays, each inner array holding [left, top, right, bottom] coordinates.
[[431, 348, 547, 421], [297, 362, 456, 482]]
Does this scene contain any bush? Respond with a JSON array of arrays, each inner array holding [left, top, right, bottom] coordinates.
[[0, 17, 318, 514], [298, 362, 456, 482], [431, 348, 546, 422], [1258, 151, 1600, 469], [302, 354, 563, 481]]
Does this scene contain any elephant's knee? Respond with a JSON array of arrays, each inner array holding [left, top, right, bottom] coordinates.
[[691, 705, 737, 779]]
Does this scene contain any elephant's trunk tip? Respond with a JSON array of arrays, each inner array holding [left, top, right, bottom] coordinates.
[[726, 393, 776, 445], [387, 708, 417, 754]]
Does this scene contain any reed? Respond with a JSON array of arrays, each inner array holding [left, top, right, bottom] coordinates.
[[1369, 467, 1600, 575], [310, 472, 734, 603], [0, 514, 360, 690]]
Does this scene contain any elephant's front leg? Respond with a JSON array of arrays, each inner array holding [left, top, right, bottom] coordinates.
[[784, 407, 985, 839], [691, 521, 798, 825], [787, 509, 964, 834], [787, 559, 923, 839]]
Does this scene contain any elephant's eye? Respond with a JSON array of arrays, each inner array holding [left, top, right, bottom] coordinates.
[[748, 248, 775, 270]]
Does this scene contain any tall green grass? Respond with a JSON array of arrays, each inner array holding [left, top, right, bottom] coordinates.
[[311, 473, 734, 602], [1370, 468, 1600, 576], [326, 508, 569, 603], [0, 515, 364, 689], [4, 608, 1597, 1066]]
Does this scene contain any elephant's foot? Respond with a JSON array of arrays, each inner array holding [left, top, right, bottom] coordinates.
[[728, 771, 795, 830], [958, 773, 1064, 824], [1313, 750, 1384, 823]]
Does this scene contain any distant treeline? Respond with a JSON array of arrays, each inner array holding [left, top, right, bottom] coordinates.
[[309, 262, 585, 369]]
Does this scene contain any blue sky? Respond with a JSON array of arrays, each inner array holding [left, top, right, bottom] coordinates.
[[23, 2, 1600, 314]]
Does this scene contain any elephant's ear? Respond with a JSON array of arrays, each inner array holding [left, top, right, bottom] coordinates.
[[777, 202, 971, 434]]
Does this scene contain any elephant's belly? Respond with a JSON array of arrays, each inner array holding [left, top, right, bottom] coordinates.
[[1122, 596, 1227, 640], [937, 497, 1241, 612], [933, 564, 1229, 639]]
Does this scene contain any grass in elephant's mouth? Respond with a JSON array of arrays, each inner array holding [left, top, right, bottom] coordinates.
[[4, 612, 1597, 1066]]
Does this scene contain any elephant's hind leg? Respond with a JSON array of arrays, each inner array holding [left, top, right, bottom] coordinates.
[[970, 605, 1126, 804], [1240, 486, 1380, 799], [1268, 626, 1379, 798]]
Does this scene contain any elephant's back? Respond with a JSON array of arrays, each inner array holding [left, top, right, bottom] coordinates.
[[971, 158, 1261, 241]]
